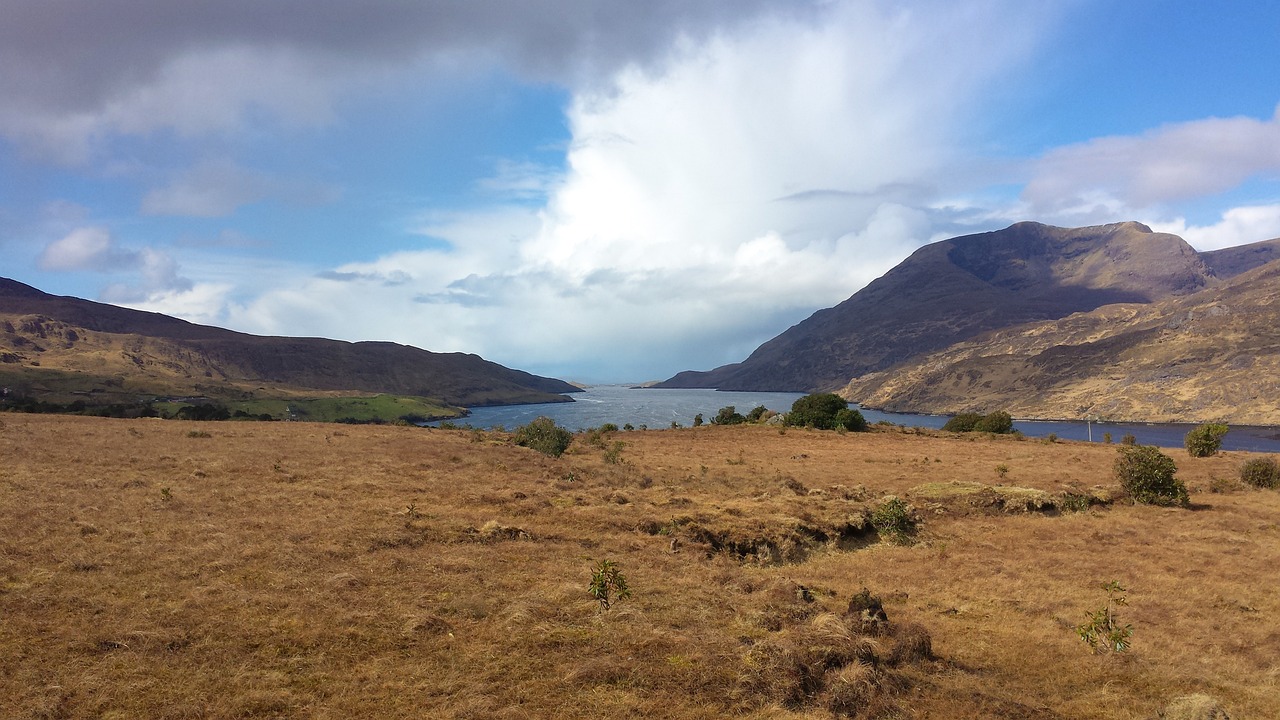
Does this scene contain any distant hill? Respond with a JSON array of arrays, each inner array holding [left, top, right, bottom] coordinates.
[[656, 222, 1212, 392], [843, 243, 1280, 424], [0, 277, 578, 412], [655, 221, 1280, 424]]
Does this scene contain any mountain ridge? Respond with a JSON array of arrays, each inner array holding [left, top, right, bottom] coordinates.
[[656, 221, 1214, 392], [0, 277, 578, 410]]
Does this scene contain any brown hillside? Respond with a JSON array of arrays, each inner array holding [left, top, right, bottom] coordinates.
[[844, 256, 1280, 424], [657, 222, 1210, 392], [2, 415, 1277, 718], [0, 277, 577, 408]]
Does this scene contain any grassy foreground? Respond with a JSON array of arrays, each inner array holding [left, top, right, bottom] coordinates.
[[1, 414, 1277, 719]]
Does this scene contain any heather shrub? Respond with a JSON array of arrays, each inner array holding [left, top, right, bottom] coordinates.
[[1114, 445, 1188, 506]]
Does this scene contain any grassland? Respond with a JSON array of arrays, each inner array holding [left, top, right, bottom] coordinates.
[[1, 415, 1277, 718]]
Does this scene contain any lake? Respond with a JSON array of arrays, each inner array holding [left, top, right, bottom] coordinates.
[[431, 385, 1280, 453]]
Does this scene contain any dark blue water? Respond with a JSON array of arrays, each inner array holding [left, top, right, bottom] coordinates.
[[432, 385, 1280, 452]]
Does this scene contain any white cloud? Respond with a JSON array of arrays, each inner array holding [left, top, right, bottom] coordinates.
[[38, 227, 132, 271], [37, 226, 194, 299], [110, 283, 235, 327], [183, 1, 1052, 381], [1151, 204, 1280, 251], [1024, 105, 1280, 219]]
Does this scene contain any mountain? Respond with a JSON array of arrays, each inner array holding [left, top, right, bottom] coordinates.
[[0, 277, 578, 410], [843, 242, 1280, 424], [656, 221, 1212, 392]]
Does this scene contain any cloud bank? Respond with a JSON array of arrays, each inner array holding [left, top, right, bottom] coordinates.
[[8, 1, 1280, 382]]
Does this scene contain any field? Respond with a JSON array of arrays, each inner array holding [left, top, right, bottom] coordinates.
[[2, 414, 1277, 719]]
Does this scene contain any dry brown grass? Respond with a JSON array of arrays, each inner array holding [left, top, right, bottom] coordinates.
[[2, 416, 1278, 718]]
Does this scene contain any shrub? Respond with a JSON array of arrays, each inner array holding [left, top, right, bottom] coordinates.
[[941, 413, 981, 432], [785, 393, 866, 431], [1075, 581, 1132, 654], [1114, 445, 1188, 506], [692, 413, 703, 427], [711, 405, 747, 425], [1185, 422, 1228, 457], [974, 410, 1013, 434], [513, 416, 573, 457], [833, 408, 868, 432], [745, 405, 769, 423], [1240, 457, 1280, 489], [1120, 433, 1137, 446], [870, 497, 917, 545], [587, 559, 631, 610], [943, 410, 1013, 434]]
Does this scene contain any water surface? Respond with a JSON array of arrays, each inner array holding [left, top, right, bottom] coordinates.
[[433, 385, 1280, 452]]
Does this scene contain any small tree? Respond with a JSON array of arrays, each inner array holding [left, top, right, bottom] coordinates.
[[1185, 422, 1228, 457], [745, 405, 769, 423], [1076, 581, 1133, 654], [513, 416, 573, 457], [1114, 445, 1189, 506], [692, 413, 703, 427], [588, 559, 631, 610]]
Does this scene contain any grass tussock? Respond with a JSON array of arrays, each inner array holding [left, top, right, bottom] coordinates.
[[0, 415, 1278, 718]]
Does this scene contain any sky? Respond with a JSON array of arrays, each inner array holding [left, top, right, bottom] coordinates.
[[2, 1, 1280, 383]]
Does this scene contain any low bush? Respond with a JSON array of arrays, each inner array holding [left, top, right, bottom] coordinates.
[[513, 416, 573, 457], [943, 410, 1014, 434], [1185, 422, 1228, 457], [975, 410, 1013, 434], [781, 394, 869, 432], [941, 413, 981, 432], [870, 497, 917, 545], [1240, 457, 1280, 489], [712, 406, 747, 425], [1114, 445, 1189, 506]]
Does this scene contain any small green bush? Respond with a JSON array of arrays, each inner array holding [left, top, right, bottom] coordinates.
[[1185, 422, 1228, 457], [833, 407, 868, 432], [783, 393, 867, 431], [943, 410, 1013, 434], [745, 405, 769, 423], [974, 410, 1013, 434], [870, 497, 917, 545], [712, 406, 747, 425], [513, 416, 573, 457], [1114, 445, 1188, 506], [588, 559, 631, 610], [941, 413, 981, 432], [1240, 457, 1280, 489]]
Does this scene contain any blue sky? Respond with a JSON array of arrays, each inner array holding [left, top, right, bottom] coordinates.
[[2, 1, 1279, 383]]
